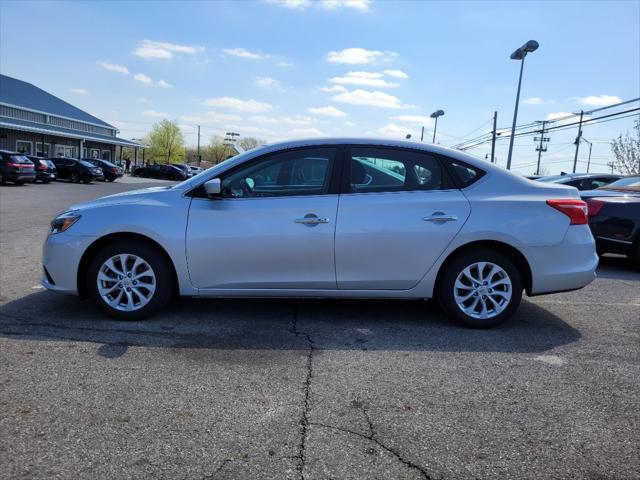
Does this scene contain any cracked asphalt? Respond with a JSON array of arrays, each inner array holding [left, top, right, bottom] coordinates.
[[1, 179, 639, 479]]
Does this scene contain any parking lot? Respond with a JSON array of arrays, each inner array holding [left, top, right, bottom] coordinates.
[[1, 179, 639, 479]]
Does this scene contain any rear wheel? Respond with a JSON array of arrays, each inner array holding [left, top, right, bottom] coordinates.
[[70, 172, 80, 183], [437, 248, 523, 328], [0, 171, 5, 185], [87, 240, 173, 320], [628, 239, 640, 271], [83, 177, 92, 184]]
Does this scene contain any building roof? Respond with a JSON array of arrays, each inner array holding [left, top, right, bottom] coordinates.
[[0, 74, 114, 129], [0, 117, 141, 147]]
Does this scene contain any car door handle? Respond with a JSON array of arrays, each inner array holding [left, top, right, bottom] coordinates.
[[295, 214, 330, 225], [423, 212, 458, 222]]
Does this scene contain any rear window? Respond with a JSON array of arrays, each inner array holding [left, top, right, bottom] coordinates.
[[10, 155, 33, 164], [449, 161, 484, 188], [79, 160, 95, 168]]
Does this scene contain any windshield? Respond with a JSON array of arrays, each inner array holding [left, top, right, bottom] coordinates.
[[79, 160, 96, 168], [598, 176, 640, 191], [10, 155, 33, 164], [537, 175, 569, 183]]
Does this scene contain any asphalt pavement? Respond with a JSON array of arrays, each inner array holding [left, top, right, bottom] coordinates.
[[1, 178, 639, 479]]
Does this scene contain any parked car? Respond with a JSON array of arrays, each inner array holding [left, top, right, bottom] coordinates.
[[171, 163, 192, 178], [0, 150, 36, 185], [42, 138, 597, 327], [84, 158, 124, 182], [536, 173, 622, 190], [132, 164, 187, 180], [580, 175, 640, 269], [49, 157, 104, 183], [26, 156, 57, 183], [189, 165, 204, 175]]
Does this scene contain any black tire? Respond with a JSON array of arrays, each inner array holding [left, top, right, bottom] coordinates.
[[14, 180, 24, 185], [42, 179, 51, 184], [70, 172, 80, 183], [437, 248, 523, 328], [83, 178, 92, 184], [0, 171, 5, 185], [107, 177, 115, 182], [87, 239, 174, 320], [628, 239, 640, 271]]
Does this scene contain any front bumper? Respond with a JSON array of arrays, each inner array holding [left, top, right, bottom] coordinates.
[[522, 225, 598, 295], [41, 232, 98, 295]]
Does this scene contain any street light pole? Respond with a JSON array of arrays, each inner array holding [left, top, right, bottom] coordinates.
[[506, 40, 539, 171], [430, 110, 444, 144]]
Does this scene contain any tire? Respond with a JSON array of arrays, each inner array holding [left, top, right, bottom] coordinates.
[[0, 171, 5, 185], [107, 177, 115, 182], [70, 172, 80, 183], [437, 248, 523, 328], [628, 238, 640, 271], [14, 180, 24, 185], [42, 179, 51, 184], [87, 240, 174, 320], [83, 178, 92, 184]]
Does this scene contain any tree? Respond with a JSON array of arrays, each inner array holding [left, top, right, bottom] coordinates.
[[238, 136, 265, 151], [610, 118, 640, 174], [206, 135, 240, 165], [145, 119, 185, 164]]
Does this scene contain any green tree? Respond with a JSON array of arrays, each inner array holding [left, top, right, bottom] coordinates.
[[145, 119, 185, 164], [610, 118, 640, 174]]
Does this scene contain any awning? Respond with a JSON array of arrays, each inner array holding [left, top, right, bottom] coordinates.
[[0, 117, 142, 147]]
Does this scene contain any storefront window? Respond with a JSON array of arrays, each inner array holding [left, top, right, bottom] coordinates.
[[101, 150, 111, 160], [16, 140, 33, 154], [90, 148, 100, 159], [36, 143, 51, 157]]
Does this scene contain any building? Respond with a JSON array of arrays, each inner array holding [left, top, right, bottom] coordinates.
[[0, 74, 140, 161]]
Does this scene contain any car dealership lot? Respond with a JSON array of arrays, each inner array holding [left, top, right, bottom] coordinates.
[[1, 181, 639, 479]]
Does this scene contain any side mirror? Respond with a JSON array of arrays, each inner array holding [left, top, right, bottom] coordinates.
[[204, 178, 222, 198]]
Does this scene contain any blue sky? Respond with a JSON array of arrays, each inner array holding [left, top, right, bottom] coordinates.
[[1, 0, 639, 174]]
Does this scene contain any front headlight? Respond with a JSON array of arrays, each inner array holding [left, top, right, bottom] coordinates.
[[50, 212, 81, 234]]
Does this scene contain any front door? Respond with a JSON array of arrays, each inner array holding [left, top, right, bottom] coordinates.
[[335, 146, 471, 290], [186, 147, 339, 290]]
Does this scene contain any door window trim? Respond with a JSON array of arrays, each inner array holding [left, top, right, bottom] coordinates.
[[187, 145, 347, 199]]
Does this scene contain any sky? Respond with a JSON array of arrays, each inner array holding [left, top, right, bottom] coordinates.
[[1, 0, 639, 174]]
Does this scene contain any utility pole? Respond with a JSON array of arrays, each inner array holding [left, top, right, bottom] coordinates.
[[420, 126, 424, 142], [490, 111, 497, 163], [587, 142, 593, 173], [534, 120, 549, 175], [607, 161, 615, 174], [197, 125, 201, 166], [572, 110, 584, 173]]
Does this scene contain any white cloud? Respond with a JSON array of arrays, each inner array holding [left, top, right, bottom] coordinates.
[[308, 106, 348, 117], [255, 77, 285, 92], [378, 123, 413, 138], [277, 61, 294, 67], [523, 97, 544, 105], [223, 48, 265, 59], [383, 69, 409, 78], [134, 40, 204, 60], [344, 121, 355, 127], [249, 115, 313, 126], [391, 115, 434, 126], [134, 73, 153, 84], [267, 0, 371, 11], [179, 112, 243, 124], [575, 94, 622, 107], [142, 109, 169, 118], [331, 89, 413, 109], [329, 71, 398, 88], [321, 85, 348, 93], [202, 97, 273, 113], [70, 88, 88, 96], [545, 111, 591, 125], [289, 128, 326, 137], [98, 61, 129, 74], [326, 48, 397, 65], [156, 80, 173, 88], [545, 111, 574, 121]]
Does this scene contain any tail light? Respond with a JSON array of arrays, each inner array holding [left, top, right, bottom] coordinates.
[[546, 199, 588, 225], [585, 198, 604, 217], [37, 164, 47, 171], [111, 167, 119, 173]]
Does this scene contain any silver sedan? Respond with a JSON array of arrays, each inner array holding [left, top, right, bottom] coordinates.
[[42, 138, 598, 328]]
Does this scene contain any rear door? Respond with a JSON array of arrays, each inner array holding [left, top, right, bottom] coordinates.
[[335, 146, 471, 290]]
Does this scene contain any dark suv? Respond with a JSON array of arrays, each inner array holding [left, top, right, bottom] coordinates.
[[26, 156, 57, 183], [84, 158, 124, 182], [132, 164, 187, 180], [49, 157, 104, 183], [0, 150, 36, 185]]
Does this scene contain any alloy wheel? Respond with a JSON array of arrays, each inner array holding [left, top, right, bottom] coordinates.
[[453, 261, 512, 320], [97, 253, 156, 311]]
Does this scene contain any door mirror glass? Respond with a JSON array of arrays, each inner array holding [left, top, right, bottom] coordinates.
[[204, 178, 222, 197]]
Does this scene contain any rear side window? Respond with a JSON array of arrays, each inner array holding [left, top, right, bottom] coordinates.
[[448, 161, 484, 188], [348, 147, 450, 193]]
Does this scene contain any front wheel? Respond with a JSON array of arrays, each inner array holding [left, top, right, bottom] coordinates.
[[70, 172, 80, 183], [87, 240, 174, 320], [437, 248, 522, 328]]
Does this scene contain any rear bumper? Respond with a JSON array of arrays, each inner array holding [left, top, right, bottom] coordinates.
[[7, 171, 36, 182], [523, 225, 598, 295], [36, 171, 57, 181]]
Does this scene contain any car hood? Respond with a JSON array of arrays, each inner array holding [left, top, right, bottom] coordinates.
[[69, 186, 173, 210]]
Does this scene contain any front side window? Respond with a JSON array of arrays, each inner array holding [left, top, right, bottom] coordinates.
[[221, 148, 336, 198], [348, 147, 446, 193]]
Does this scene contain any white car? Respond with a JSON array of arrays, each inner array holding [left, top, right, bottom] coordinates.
[[42, 138, 597, 327], [189, 165, 204, 175]]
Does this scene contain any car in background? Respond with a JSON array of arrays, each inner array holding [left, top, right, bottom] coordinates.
[[536, 173, 622, 190], [171, 163, 192, 178], [132, 163, 187, 181], [580, 175, 640, 269], [189, 165, 204, 175], [26, 156, 57, 183], [49, 157, 104, 184], [84, 158, 124, 182], [42, 138, 598, 328], [0, 150, 36, 185]]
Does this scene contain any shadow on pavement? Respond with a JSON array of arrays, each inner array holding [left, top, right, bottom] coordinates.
[[596, 254, 640, 280], [0, 291, 581, 356]]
